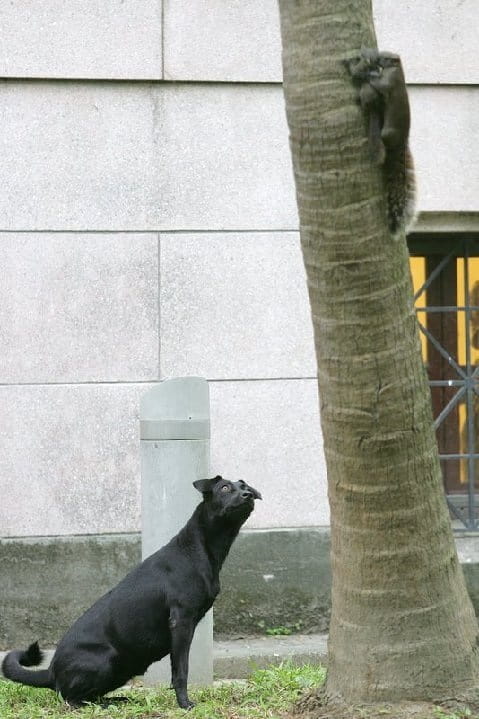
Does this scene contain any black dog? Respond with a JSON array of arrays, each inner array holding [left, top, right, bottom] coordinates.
[[2, 475, 261, 709]]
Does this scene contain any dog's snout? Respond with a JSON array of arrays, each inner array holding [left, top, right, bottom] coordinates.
[[241, 488, 253, 499]]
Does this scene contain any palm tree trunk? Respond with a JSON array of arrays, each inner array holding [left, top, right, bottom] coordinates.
[[278, 0, 479, 703]]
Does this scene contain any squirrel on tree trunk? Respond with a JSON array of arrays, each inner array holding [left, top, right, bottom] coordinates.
[[344, 48, 416, 235]]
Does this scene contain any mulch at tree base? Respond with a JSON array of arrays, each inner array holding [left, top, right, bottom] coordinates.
[[285, 687, 479, 719]]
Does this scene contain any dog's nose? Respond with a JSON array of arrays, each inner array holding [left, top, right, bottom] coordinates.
[[241, 488, 253, 499]]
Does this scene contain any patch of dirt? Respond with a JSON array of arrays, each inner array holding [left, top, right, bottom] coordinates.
[[284, 688, 479, 719]]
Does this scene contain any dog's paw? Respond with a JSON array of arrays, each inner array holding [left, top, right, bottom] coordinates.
[[179, 699, 195, 710]]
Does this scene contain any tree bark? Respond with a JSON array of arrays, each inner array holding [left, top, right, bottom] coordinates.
[[278, 0, 479, 704]]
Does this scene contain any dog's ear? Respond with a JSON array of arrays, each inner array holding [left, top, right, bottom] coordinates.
[[193, 475, 223, 494]]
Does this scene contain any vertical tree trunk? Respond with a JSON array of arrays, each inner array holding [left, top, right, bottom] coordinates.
[[278, 0, 479, 704]]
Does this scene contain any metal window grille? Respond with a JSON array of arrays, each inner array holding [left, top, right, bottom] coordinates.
[[408, 234, 479, 531]]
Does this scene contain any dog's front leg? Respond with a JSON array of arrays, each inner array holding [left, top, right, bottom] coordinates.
[[169, 609, 195, 709]]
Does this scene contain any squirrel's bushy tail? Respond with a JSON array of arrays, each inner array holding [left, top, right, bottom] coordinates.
[[1, 641, 54, 689], [385, 144, 416, 235]]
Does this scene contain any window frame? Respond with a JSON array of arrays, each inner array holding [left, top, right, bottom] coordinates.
[[408, 232, 479, 531]]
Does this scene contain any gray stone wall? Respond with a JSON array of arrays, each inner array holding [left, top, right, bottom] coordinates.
[[1, 1, 478, 541], [0, 529, 332, 648]]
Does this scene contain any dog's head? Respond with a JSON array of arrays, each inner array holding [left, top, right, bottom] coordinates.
[[193, 475, 262, 522]]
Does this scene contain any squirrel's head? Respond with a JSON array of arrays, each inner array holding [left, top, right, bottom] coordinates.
[[343, 48, 403, 82], [376, 52, 401, 69]]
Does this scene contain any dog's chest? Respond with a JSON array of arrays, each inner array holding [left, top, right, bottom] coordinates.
[[193, 570, 220, 606]]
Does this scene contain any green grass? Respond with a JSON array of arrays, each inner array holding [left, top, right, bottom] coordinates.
[[434, 710, 473, 719], [264, 627, 292, 637], [0, 662, 326, 719]]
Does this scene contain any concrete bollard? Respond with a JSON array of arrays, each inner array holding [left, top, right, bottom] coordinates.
[[139, 377, 213, 686]]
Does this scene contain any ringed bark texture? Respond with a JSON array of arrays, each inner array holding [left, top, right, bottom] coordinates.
[[278, 0, 479, 703]]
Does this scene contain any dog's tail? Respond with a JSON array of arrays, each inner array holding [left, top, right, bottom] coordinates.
[[2, 641, 54, 689]]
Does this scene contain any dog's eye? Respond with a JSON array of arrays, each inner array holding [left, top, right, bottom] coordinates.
[[221, 485, 231, 493]]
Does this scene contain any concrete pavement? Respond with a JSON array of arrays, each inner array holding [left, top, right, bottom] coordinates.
[[214, 633, 328, 679]]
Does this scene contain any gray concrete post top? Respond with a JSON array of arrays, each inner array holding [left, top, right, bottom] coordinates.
[[140, 377, 210, 440]]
